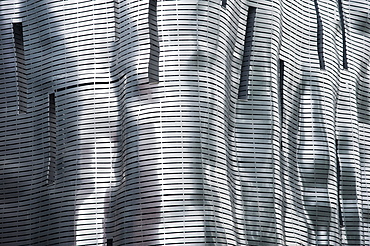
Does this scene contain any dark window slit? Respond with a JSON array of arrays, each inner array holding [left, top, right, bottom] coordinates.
[[149, 0, 159, 83], [278, 59, 284, 120], [338, 0, 348, 69], [47, 93, 56, 184], [13, 22, 27, 113], [313, 0, 325, 69], [238, 6, 256, 100]]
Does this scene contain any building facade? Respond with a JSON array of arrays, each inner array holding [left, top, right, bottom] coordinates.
[[1, 0, 370, 245]]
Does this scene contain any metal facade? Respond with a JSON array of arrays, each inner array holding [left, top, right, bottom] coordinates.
[[1, 0, 370, 245]]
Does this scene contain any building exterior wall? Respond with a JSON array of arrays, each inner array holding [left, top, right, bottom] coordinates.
[[1, 0, 370, 245]]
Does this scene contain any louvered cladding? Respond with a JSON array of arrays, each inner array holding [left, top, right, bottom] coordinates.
[[1, 0, 370, 245]]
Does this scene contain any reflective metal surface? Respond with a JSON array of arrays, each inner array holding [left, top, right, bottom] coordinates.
[[1, 0, 370, 245]]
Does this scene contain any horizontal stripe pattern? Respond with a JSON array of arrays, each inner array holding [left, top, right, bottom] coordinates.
[[1, 0, 370, 245]]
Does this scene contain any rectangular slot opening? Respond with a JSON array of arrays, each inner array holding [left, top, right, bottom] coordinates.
[[148, 0, 159, 83], [47, 93, 56, 184], [238, 6, 256, 100], [278, 59, 284, 120], [313, 0, 325, 69], [221, 0, 227, 7], [107, 239, 113, 246], [278, 59, 285, 147], [12, 22, 27, 113], [338, 0, 348, 69]]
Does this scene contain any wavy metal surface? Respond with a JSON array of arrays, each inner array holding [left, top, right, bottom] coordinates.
[[1, 0, 370, 245]]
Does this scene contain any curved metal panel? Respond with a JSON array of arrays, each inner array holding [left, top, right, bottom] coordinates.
[[1, 0, 370, 245]]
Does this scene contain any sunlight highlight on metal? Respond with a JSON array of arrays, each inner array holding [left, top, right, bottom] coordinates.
[[1, 0, 370, 245]]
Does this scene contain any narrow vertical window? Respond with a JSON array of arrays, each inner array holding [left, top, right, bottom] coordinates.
[[114, 0, 120, 43], [12, 22, 27, 113], [313, 0, 325, 69], [47, 93, 56, 184], [148, 0, 159, 83], [278, 59, 284, 148], [278, 59, 284, 121], [107, 239, 113, 246], [238, 6, 256, 100], [336, 138, 343, 227], [221, 0, 227, 7], [338, 0, 348, 69]]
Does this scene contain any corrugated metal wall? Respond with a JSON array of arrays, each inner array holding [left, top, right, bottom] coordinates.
[[1, 0, 369, 245]]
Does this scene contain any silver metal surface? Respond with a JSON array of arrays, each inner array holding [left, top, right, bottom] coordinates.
[[1, 0, 370, 245]]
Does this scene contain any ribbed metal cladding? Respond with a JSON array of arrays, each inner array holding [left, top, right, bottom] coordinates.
[[1, 0, 370, 245]]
